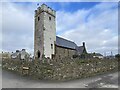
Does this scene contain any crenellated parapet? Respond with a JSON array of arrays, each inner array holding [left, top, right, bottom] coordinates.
[[35, 4, 56, 17]]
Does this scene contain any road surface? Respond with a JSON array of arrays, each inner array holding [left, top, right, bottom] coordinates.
[[2, 69, 119, 88]]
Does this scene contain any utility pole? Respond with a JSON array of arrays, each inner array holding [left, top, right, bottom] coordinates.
[[111, 51, 113, 56]]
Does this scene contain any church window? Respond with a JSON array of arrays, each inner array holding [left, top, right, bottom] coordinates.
[[49, 17, 51, 20], [38, 17, 40, 21], [51, 44, 53, 49]]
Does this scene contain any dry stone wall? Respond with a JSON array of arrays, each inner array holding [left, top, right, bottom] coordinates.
[[2, 58, 118, 81]]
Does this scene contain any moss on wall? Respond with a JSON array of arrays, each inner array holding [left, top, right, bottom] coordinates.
[[2, 58, 118, 81]]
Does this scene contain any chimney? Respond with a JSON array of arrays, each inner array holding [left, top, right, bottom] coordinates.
[[22, 49, 25, 51], [83, 42, 85, 47], [16, 50, 19, 52]]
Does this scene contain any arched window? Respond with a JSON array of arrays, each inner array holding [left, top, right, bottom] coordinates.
[[49, 17, 51, 21], [37, 50, 40, 58]]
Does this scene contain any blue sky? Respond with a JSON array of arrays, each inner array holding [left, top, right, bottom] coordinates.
[[1, 2, 118, 56], [45, 2, 100, 11], [12, 2, 100, 12]]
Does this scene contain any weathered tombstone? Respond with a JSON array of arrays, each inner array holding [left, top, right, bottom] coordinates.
[[22, 66, 29, 75]]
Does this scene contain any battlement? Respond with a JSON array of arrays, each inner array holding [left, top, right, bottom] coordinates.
[[35, 4, 56, 17]]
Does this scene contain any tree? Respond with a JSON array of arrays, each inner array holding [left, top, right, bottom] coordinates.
[[115, 54, 120, 61]]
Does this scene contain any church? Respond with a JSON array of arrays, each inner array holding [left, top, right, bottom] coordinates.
[[34, 4, 87, 59]]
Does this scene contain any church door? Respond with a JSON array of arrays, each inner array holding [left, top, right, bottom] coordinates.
[[37, 50, 40, 58]]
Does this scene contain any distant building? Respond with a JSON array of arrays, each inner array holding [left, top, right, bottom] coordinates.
[[93, 53, 103, 59], [1, 52, 11, 59], [34, 4, 87, 60], [105, 55, 115, 59], [11, 50, 20, 59], [11, 49, 30, 60]]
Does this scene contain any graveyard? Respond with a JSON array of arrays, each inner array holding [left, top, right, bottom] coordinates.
[[2, 57, 119, 81]]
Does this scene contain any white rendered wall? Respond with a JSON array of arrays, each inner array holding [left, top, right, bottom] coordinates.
[[34, 12, 44, 59], [34, 4, 56, 59], [43, 12, 56, 58]]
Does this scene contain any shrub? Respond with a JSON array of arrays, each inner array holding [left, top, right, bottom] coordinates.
[[73, 55, 79, 58]]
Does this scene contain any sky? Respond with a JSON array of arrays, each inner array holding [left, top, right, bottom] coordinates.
[[1, 2, 119, 56]]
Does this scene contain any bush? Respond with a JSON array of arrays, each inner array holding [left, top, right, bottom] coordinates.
[[73, 55, 79, 58], [115, 54, 120, 61]]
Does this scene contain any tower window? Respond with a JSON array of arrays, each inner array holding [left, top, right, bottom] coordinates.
[[49, 17, 51, 20], [51, 44, 53, 49], [38, 17, 40, 21]]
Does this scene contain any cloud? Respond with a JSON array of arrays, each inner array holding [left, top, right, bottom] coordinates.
[[1, 2, 37, 54], [1, 2, 118, 56], [56, 9, 90, 33], [0, 3, 2, 52], [1, 0, 119, 2], [57, 2, 118, 55]]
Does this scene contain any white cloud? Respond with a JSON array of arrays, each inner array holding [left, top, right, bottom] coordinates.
[[1, 2, 118, 56], [57, 2, 118, 55], [56, 9, 90, 32], [0, 2, 2, 52], [1, 2, 37, 54], [1, 0, 119, 2]]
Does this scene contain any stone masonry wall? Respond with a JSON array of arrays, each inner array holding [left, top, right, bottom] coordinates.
[[2, 58, 118, 81], [55, 46, 76, 59]]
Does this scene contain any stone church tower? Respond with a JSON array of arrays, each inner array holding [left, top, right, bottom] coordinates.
[[34, 4, 56, 59]]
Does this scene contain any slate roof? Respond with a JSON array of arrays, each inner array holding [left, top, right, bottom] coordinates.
[[11, 49, 29, 59], [56, 36, 77, 49], [56, 36, 87, 55], [12, 52, 19, 56]]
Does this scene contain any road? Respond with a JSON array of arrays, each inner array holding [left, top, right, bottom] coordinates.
[[2, 69, 119, 88]]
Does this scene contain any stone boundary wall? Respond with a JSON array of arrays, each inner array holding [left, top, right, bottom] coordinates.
[[2, 58, 119, 81]]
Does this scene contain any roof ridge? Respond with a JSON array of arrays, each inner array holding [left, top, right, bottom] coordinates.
[[78, 46, 83, 47], [56, 36, 75, 44]]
